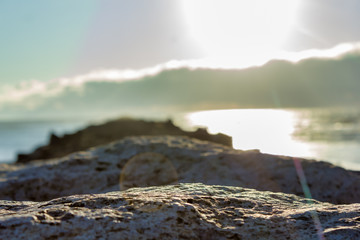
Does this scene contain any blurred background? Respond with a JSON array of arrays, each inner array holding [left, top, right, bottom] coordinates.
[[1, 0, 360, 169]]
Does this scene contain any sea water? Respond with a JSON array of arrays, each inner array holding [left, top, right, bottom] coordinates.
[[0, 120, 89, 163], [178, 108, 360, 170], [1, 108, 360, 170]]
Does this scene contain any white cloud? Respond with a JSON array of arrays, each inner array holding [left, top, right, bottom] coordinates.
[[276, 42, 360, 62], [1, 42, 359, 109]]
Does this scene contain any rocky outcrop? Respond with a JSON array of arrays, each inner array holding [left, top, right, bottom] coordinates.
[[0, 183, 359, 240], [2, 136, 360, 204], [17, 118, 232, 163]]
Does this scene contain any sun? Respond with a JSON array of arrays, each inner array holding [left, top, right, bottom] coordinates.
[[180, 0, 300, 64]]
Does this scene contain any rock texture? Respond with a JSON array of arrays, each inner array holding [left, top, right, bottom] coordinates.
[[1, 136, 360, 204], [0, 183, 359, 240], [17, 118, 232, 163]]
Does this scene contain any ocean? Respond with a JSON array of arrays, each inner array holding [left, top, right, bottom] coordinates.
[[1, 108, 360, 170], [0, 120, 89, 163]]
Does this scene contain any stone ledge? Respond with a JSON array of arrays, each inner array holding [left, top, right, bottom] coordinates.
[[1, 136, 360, 204], [0, 183, 359, 239]]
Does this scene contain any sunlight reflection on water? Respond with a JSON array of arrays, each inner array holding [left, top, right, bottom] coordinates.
[[185, 109, 310, 155], [181, 109, 360, 170]]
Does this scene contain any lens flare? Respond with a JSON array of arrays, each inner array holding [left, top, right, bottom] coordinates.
[[293, 157, 325, 240], [120, 152, 178, 191]]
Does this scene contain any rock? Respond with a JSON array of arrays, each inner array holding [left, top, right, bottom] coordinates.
[[1, 136, 360, 204], [0, 183, 359, 239], [120, 152, 179, 190], [16, 118, 232, 163], [49, 132, 61, 145]]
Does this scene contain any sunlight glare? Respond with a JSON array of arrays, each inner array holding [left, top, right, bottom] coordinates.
[[186, 109, 311, 157], [181, 0, 300, 62]]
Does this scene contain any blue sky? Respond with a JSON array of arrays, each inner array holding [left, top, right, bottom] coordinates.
[[0, 1, 97, 83], [0, 0, 199, 84], [0, 0, 360, 86]]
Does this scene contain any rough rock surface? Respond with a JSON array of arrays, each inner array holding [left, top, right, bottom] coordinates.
[[0, 183, 359, 240], [17, 118, 232, 163], [1, 136, 360, 204]]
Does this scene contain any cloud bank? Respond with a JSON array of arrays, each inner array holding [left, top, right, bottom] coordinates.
[[1, 42, 360, 118]]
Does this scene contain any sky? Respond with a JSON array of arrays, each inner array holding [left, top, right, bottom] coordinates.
[[1, 0, 360, 84], [0, 0, 360, 117], [0, 0, 200, 84]]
